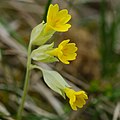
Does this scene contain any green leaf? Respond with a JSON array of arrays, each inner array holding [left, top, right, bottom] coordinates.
[[31, 43, 58, 63]]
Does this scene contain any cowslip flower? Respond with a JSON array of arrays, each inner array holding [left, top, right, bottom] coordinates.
[[47, 40, 78, 64], [45, 4, 71, 32], [64, 87, 88, 110]]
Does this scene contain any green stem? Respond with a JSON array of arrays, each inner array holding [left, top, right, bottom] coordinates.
[[30, 64, 41, 70], [17, 43, 32, 120]]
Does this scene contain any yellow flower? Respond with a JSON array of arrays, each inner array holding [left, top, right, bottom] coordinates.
[[45, 4, 71, 32], [64, 87, 88, 110], [47, 40, 78, 64]]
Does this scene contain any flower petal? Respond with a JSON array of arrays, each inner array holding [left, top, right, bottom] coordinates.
[[56, 10, 71, 24], [76, 96, 86, 108], [58, 55, 70, 64], [64, 43, 78, 53], [71, 104, 77, 110], [59, 14, 71, 24], [59, 40, 70, 48], [75, 91, 88, 99], [69, 95, 76, 106], [47, 4, 59, 23], [63, 53, 77, 60], [52, 24, 71, 32], [58, 9, 68, 17]]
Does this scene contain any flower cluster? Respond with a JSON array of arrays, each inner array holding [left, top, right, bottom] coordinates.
[[30, 4, 88, 110]]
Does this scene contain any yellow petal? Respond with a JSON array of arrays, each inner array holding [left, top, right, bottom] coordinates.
[[57, 15, 71, 24], [56, 9, 68, 23], [56, 10, 71, 24], [64, 88, 75, 98], [57, 9, 68, 17], [58, 54, 70, 64], [64, 43, 78, 53], [63, 43, 78, 54], [59, 56, 70, 64], [63, 53, 77, 60], [69, 95, 76, 106], [59, 39, 70, 48], [75, 91, 85, 95], [75, 91, 88, 99], [52, 24, 71, 32], [47, 4, 59, 23], [71, 104, 77, 110], [75, 97, 86, 108], [59, 58, 70, 64]]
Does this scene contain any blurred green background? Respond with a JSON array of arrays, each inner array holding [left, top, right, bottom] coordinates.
[[0, 0, 120, 120]]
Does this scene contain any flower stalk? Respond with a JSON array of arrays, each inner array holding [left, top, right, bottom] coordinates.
[[16, 4, 88, 119], [17, 43, 32, 120]]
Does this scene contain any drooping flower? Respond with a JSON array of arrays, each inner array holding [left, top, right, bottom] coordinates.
[[45, 4, 71, 32], [47, 40, 78, 64], [64, 87, 88, 110]]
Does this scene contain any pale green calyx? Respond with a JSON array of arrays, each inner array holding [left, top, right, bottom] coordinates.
[[31, 42, 58, 63], [30, 21, 55, 46], [40, 68, 70, 98], [31, 65, 70, 98]]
